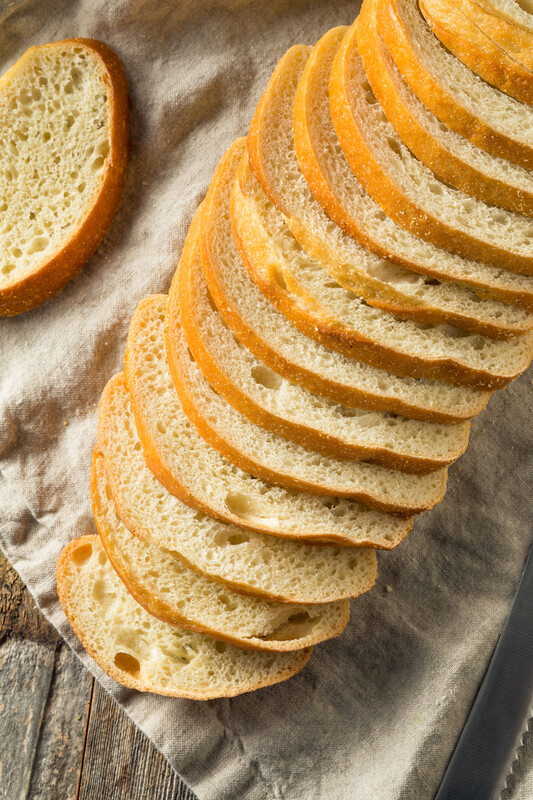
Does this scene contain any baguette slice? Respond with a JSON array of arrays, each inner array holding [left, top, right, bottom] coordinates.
[[453, 0, 533, 71], [330, 21, 533, 275], [92, 454, 350, 651], [57, 536, 312, 698], [249, 45, 533, 324], [97, 374, 379, 604], [172, 207, 448, 510], [125, 294, 412, 546], [419, 0, 533, 104], [0, 39, 129, 316], [236, 152, 533, 390], [357, 2, 533, 217], [202, 143, 488, 423], [377, 0, 533, 169]]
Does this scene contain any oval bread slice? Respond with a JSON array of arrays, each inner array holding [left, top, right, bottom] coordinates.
[[57, 536, 312, 698], [97, 374, 379, 604], [0, 38, 129, 315], [92, 454, 350, 651]]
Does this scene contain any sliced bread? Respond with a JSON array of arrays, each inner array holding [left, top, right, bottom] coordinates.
[[171, 207, 448, 509], [453, 0, 533, 72], [57, 536, 312, 698], [377, 0, 533, 169], [236, 152, 533, 390], [97, 374, 379, 604], [419, 0, 533, 104], [357, 1, 533, 217], [329, 21, 533, 275], [92, 453, 350, 651], [0, 39, 129, 316], [124, 294, 413, 546]]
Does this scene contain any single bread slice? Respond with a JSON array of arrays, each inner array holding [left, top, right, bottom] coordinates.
[[201, 149, 489, 423], [454, 0, 533, 72], [330, 22, 533, 275], [250, 44, 533, 325], [171, 207, 448, 510], [377, 0, 533, 169], [97, 374, 379, 604], [236, 152, 533, 390], [0, 39, 129, 316], [419, 0, 533, 104], [357, 2, 533, 217], [125, 294, 412, 546], [92, 454, 350, 651], [57, 536, 312, 698]]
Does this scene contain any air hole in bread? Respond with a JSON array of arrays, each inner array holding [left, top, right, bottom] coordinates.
[[366, 259, 420, 286], [205, 289, 219, 313], [250, 364, 282, 390], [114, 651, 140, 675], [271, 267, 289, 292], [71, 542, 93, 565], [214, 641, 227, 653], [225, 492, 279, 528]]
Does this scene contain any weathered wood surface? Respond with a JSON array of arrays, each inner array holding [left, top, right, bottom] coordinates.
[[0, 551, 197, 800]]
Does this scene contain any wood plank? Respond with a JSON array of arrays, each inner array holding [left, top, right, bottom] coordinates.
[[77, 682, 197, 800]]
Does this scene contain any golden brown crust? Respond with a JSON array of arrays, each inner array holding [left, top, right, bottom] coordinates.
[[0, 39, 130, 316], [460, 0, 533, 71], [357, 1, 533, 222], [330, 19, 533, 275], [377, 0, 533, 170], [419, 0, 533, 104]]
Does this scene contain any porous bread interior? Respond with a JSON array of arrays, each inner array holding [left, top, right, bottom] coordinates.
[[188, 216, 468, 470], [58, 536, 311, 698], [126, 295, 411, 546], [173, 245, 447, 511], [346, 33, 533, 267], [263, 42, 533, 305], [240, 160, 533, 381], [93, 455, 348, 650], [385, 0, 533, 143], [99, 375, 378, 604], [0, 42, 110, 286]]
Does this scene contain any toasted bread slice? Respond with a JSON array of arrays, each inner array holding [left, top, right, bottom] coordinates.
[[357, 1, 533, 218], [170, 207, 448, 510], [125, 294, 412, 545], [92, 454, 350, 651], [0, 39, 129, 315], [419, 0, 533, 104], [377, 0, 533, 169], [330, 22, 533, 275], [97, 375, 379, 604], [57, 536, 312, 698]]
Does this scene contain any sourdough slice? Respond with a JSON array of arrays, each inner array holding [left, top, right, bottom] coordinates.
[[125, 294, 412, 546], [171, 207, 448, 511], [458, 0, 533, 72], [0, 39, 129, 316], [92, 454, 350, 651], [357, 2, 533, 217], [377, 0, 533, 169], [330, 22, 533, 275], [97, 374, 379, 604], [235, 151, 533, 390], [419, 0, 533, 104], [57, 536, 312, 698], [249, 44, 533, 321]]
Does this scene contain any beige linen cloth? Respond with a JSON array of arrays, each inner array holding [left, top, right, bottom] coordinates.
[[1, 1, 533, 797]]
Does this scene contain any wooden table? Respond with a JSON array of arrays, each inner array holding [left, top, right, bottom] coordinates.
[[0, 551, 197, 800]]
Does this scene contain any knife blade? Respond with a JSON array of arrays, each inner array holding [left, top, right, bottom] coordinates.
[[435, 543, 533, 800]]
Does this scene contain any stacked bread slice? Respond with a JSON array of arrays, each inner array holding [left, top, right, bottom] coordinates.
[[58, 2, 533, 698]]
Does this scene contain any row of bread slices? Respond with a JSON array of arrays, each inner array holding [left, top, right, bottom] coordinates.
[[58, 0, 533, 698]]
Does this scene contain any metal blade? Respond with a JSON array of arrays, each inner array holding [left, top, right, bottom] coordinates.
[[435, 544, 533, 800]]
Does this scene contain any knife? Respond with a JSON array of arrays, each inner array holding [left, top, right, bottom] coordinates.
[[435, 543, 533, 800]]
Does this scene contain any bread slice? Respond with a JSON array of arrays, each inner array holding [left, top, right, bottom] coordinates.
[[330, 23, 533, 275], [357, 1, 533, 217], [0, 39, 129, 316], [97, 374, 379, 604], [455, 0, 533, 72], [377, 0, 533, 169], [236, 152, 533, 390], [57, 536, 312, 698], [171, 207, 448, 511], [419, 0, 533, 104], [92, 453, 350, 651], [125, 293, 412, 546], [249, 44, 533, 325]]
